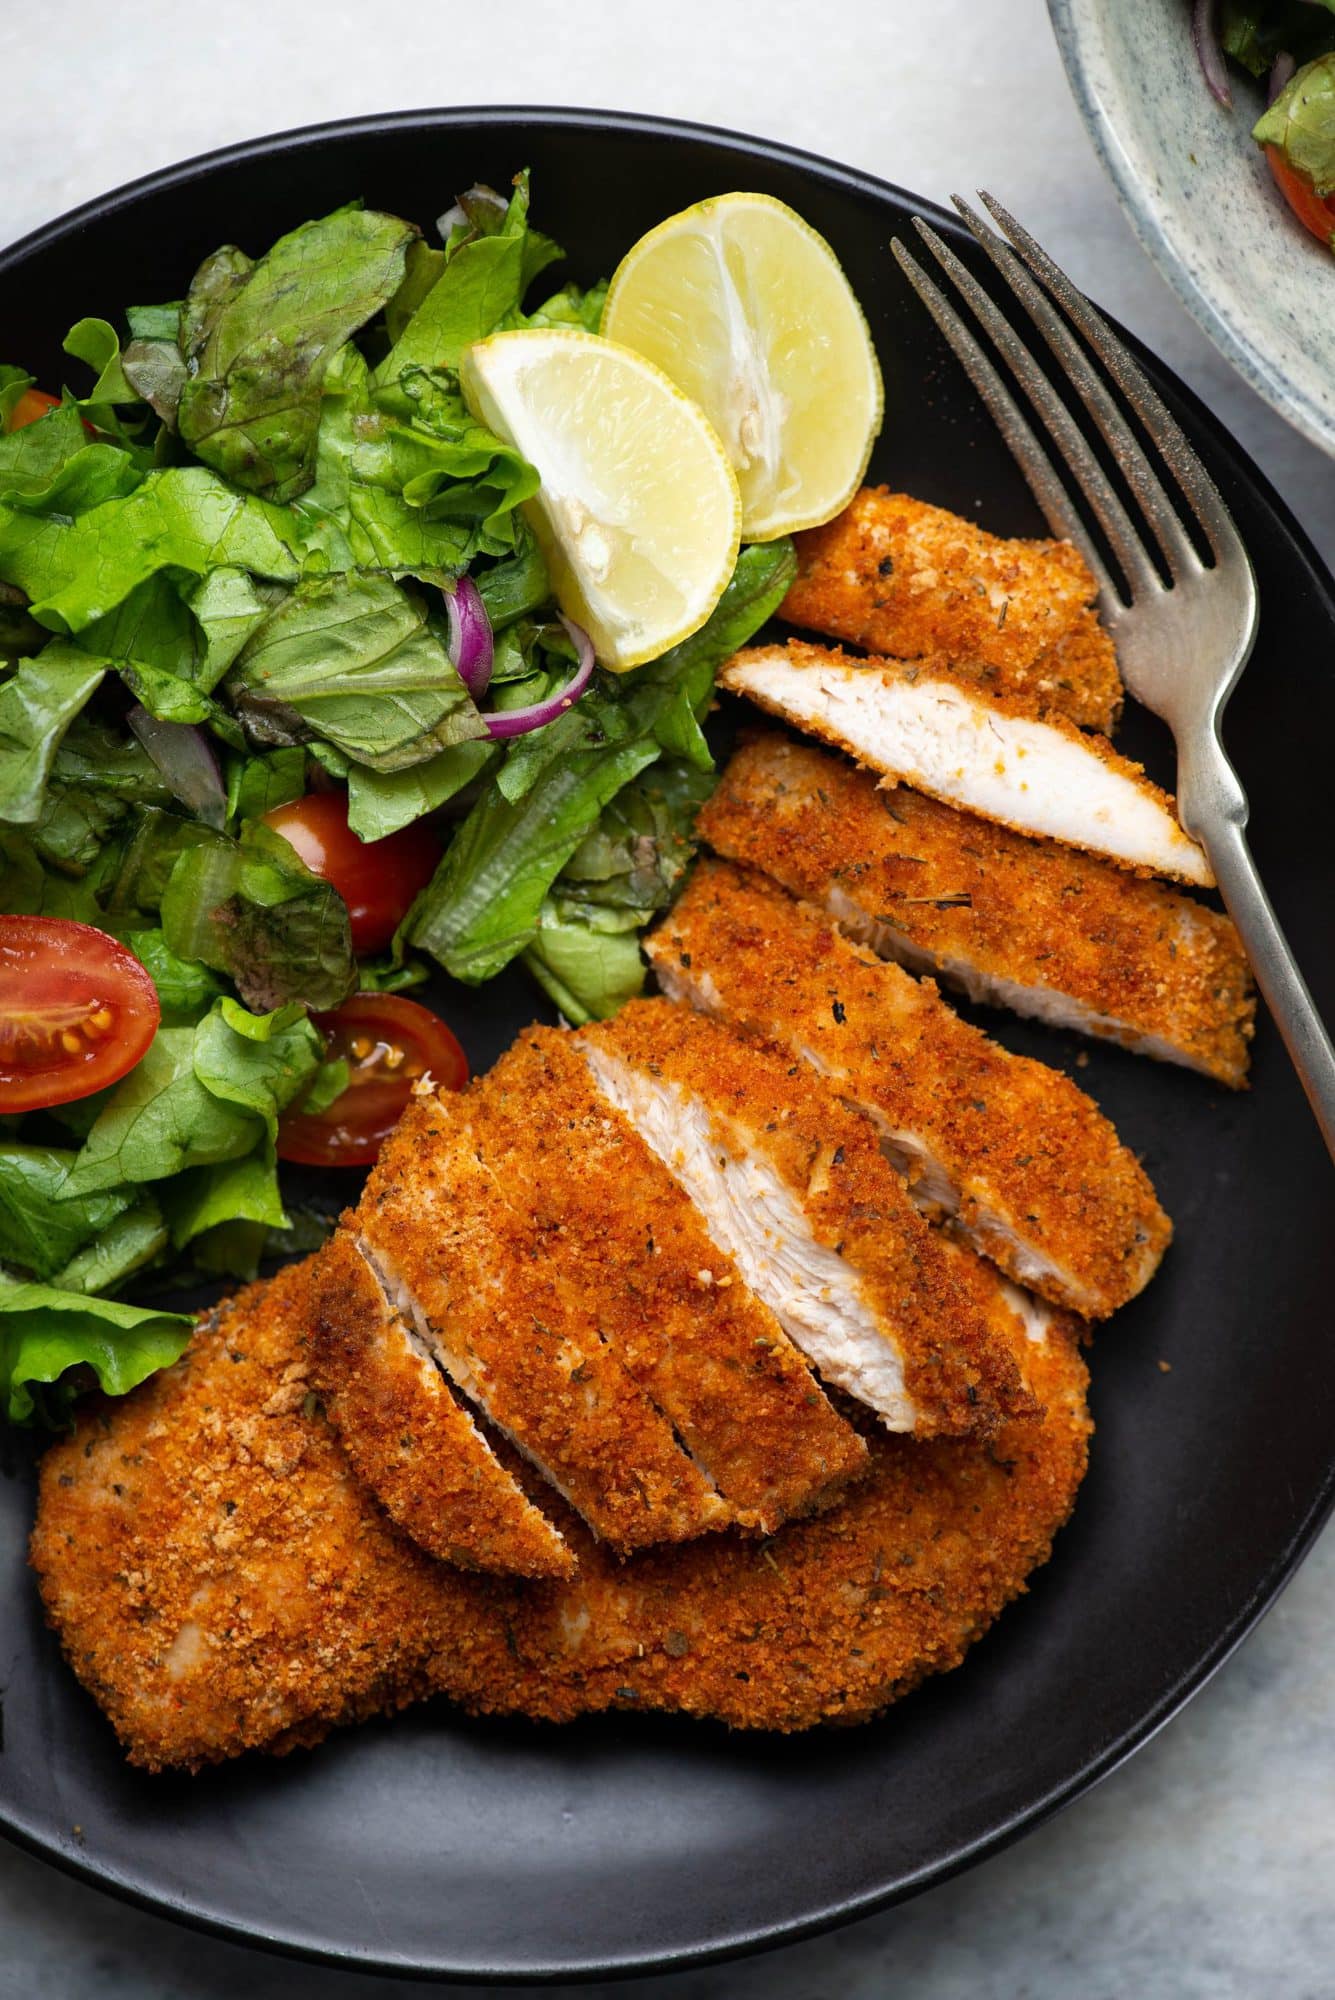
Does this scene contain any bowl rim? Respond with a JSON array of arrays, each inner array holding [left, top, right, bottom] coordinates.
[[4, 101, 1335, 1981], [1048, 0, 1335, 460]]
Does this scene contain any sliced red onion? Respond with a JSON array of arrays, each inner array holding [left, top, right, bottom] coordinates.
[[444, 575, 494, 699], [483, 617, 596, 740], [1269, 51, 1297, 103], [1193, 0, 1233, 107], [127, 705, 226, 829]]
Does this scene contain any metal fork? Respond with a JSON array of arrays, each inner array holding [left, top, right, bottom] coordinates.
[[891, 194, 1335, 1161]]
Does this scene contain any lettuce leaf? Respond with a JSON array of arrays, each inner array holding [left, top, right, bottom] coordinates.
[[407, 541, 795, 983], [376, 172, 560, 385], [523, 916, 646, 1024], [520, 762, 711, 1021], [0, 1146, 137, 1280], [1254, 52, 1335, 198], [160, 818, 355, 1013], [178, 204, 419, 502], [58, 1024, 265, 1196], [227, 573, 486, 769], [0, 645, 106, 822], [295, 344, 538, 579], [346, 739, 496, 840], [2, 467, 299, 636], [0, 1284, 192, 1426]]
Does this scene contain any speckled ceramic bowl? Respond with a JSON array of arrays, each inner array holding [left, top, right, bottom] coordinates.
[[1050, 0, 1335, 456]]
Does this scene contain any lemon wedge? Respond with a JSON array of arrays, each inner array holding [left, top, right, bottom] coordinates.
[[601, 191, 883, 542], [459, 328, 740, 671]]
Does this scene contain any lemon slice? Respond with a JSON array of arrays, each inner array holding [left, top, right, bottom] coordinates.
[[601, 191, 883, 542], [459, 328, 740, 671]]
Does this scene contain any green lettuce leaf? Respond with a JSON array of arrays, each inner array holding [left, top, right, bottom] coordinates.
[[159, 818, 355, 1012], [0, 1284, 192, 1426], [58, 1024, 264, 1196], [177, 204, 419, 501], [1254, 52, 1335, 198], [406, 540, 794, 983], [0, 645, 106, 822], [227, 573, 486, 769], [0, 1146, 137, 1280], [295, 344, 538, 578], [125, 928, 226, 1016], [52, 1197, 168, 1295], [158, 1149, 287, 1251], [376, 171, 560, 384], [346, 739, 496, 839], [225, 744, 308, 823], [4, 467, 299, 636], [1224, 1, 1335, 76], [523, 917, 647, 1025], [192, 995, 326, 1142]]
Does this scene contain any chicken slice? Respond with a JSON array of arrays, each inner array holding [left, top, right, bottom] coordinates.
[[719, 639, 1211, 886], [351, 1092, 729, 1554], [782, 486, 1122, 732], [473, 1027, 868, 1531], [647, 859, 1171, 1319], [699, 733, 1254, 1086], [31, 1261, 1089, 1768], [579, 998, 1039, 1438], [306, 1231, 575, 1577]]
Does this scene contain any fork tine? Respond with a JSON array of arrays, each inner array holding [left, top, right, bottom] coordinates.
[[950, 194, 1203, 582], [889, 238, 1120, 611], [976, 192, 1241, 563], [910, 218, 1160, 604]]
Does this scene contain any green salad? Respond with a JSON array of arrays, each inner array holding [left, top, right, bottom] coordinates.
[[0, 173, 795, 1424]]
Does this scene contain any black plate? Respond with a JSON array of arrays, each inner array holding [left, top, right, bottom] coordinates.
[[2, 108, 1334, 1983]]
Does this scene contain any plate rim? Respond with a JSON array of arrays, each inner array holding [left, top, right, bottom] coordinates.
[[3, 100, 1335, 1983], [1048, 0, 1335, 462]]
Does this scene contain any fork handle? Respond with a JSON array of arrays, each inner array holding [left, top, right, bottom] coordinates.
[[1183, 742, 1335, 1161]]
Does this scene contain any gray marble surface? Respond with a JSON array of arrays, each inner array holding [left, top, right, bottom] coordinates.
[[3, 1, 1335, 1993]]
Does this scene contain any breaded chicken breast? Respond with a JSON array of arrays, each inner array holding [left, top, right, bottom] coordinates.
[[699, 734, 1254, 1086], [782, 487, 1122, 733], [474, 1027, 868, 1531], [352, 1094, 729, 1554], [720, 640, 1211, 886], [647, 859, 1171, 1318], [306, 1232, 576, 1576], [31, 1263, 1089, 1769], [580, 999, 1039, 1438]]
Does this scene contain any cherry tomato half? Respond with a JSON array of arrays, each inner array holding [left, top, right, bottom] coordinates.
[[6, 387, 61, 432], [262, 792, 441, 956], [0, 916, 161, 1112], [1266, 146, 1335, 245], [276, 993, 468, 1167]]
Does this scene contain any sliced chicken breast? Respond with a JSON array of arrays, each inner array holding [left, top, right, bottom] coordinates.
[[352, 1091, 729, 1554], [474, 1027, 867, 1531], [32, 1258, 1089, 1767], [719, 639, 1211, 885], [647, 859, 1171, 1318], [306, 1232, 575, 1577], [782, 486, 1122, 732], [699, 734, 1253, 1085], [580, 998, 1039, 1439]]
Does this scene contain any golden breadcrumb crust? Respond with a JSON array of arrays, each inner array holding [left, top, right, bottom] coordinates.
[[699, 733, 1254, 1087], [583, 999, 1039, 1439], [355, 1095, 729, 1553], [648, 859, 1171, 1319], [719, 637, 1208, 886], [306, 1231, 575, 1577], [476, 1027, 868, 1531], [782, 487, 1121, 732], [30, 1264, 1089, 1768]]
